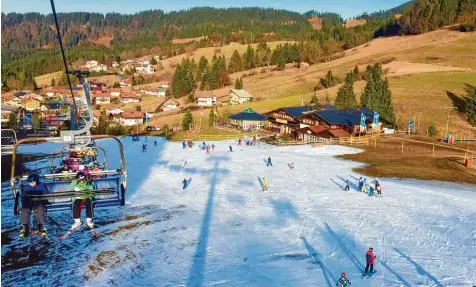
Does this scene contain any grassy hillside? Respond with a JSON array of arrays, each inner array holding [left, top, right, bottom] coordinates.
[[149, 29, 476, 137]]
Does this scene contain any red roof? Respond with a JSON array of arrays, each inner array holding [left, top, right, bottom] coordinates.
[[91, 86, 103, 91], [194, 90, 215, 99], [121, 93, 138, 98], [93, 110, 101, 117], [2, 91, 17, 101], [328, 128, 350, 138], [93, 93, 111, 98], [109, 88, 121, 93], [122, 79, 132, 85], [121, 111, 144, 119]]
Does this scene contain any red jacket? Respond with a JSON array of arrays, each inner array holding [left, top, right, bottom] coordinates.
[[366, 251, 376, 264]]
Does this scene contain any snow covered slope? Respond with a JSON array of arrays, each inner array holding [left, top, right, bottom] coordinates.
[[2, 137, 476, 287]]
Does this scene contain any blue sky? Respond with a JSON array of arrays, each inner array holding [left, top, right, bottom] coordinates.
[[1, 0, 408, 19]]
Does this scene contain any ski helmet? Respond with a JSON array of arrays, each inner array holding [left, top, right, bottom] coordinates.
[[76, 171, 86, 180], [341, 272, 346, 277], [369, 247, 373, 251], [27, 173, 40, 184]]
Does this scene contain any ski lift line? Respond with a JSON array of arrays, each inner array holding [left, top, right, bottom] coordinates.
[[50, 0, 79, 124]]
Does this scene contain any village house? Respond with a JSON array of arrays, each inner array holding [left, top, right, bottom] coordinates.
[[140, 87, 159, 96], [85, 60, 99, 68], [21, 96, 42, 111], [90, 64, 108, 72], [295, 125, 335, 142], [106, 107, 124, 116], [93, 93, 111, 105], [229, 108, 267, 131], [229, 89, 253, 105], [120, 79, 132, 88], [109, 88, 121, 97], [194, 91, 217, 107], [119, 111, 144, 126], [134, 63, 154, 74], [158, 87, 167, 97], [112, 61, 120, 68], [2, 92, 22, 107], [92, 110, 102, 126], [162, 99, 179, 112], [264, 106, 314, 136], [1, 105, 21, 124], [121, 93, 140, 104]]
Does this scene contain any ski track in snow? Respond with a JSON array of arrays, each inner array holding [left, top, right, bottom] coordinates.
[[2, 137, 476, 287]]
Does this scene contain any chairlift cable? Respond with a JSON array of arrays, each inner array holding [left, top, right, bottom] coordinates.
[[50, 0, 79, 126]]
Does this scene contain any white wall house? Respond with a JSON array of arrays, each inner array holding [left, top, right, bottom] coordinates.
[[90, 64, 107, 72], [93, 94, 111, 105], [135, 64, 154, 74], [85, 60, 99, 68], [158, 87, 167, 97], [140, 88, 159, 96], [229, 89, 253, 104], [106, 108, 124, 115], [121, 93, 140, 103], [109, 89, 121, 97], [194, 91, 216, 107], [162, 100, 178, 112], [119, 112, 144, 126]]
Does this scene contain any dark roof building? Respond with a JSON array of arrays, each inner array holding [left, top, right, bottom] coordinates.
[[229, 108, 267, 130]]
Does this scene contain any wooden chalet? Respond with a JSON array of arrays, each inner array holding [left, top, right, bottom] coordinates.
[[264, 106, 314, 136]]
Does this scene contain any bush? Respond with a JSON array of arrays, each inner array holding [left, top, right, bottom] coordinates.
[[427, 124, 437, 137]]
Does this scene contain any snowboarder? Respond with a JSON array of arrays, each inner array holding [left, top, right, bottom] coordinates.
[[262, 177, 268, 191], [229, 145, 233, 152], [267, 156, 272, 167], [364, 247, 376, 276], [19, 173, 48, 238], [358, 177, 363, 192], [142, 144, 147, 152], [182, 178, 188, 190], [211, 144, 215, 150], [154, 140, 157, 146], [69, 171, 95, 230], [336, 272, 351, 287], [344, 180, 350, 191]]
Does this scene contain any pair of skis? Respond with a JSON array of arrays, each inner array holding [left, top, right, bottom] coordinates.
[[361, 270, 377, 279], [58, 225, 99, 241]]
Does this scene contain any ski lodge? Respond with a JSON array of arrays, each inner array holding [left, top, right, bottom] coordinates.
[[228, 108, 267, 130]]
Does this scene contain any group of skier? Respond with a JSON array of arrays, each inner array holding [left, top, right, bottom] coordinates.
[[355, 177, 383, 197]]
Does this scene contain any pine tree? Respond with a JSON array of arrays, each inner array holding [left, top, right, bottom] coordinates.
[[7, 112, 17, 128], [51, 78, 55, 87], [361, 64, 395, 123], [188, 90, 195, 104], [228, 49, 243, 73], [208, 105, 215, 127], [466, 85, 476, 126], [182, 110, 193, 131], [243, 45, 255, 70], [235, 77, 243, 89], [353, 65, 360, 80], [334, 71, 357, 109], [132, 75, 137, 86], [32, 112, 41, 132], [150, 57, 157, 65], [196, 56, 209, 82]]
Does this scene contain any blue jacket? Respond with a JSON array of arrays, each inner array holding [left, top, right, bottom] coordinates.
[[22, 182, 49, 198]]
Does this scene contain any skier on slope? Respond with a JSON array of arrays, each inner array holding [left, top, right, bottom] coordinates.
[[206, 146, 210, 155], [368, 186, 375, 196], [358, 177, 364, 192], [361, 178, 368, 193], [181, 160, 187, 169], [19, 173, 48, 238], [344, 180, 350, 191], [229, 145, 233, 152], [336, 272, 351, 287], [238, 139, 242, 146], [142, 144, 147, 152], [289, 162, 294, 170], [364, 247, 376, 276], [182, 178, 188, 189], [154, 140, 157, 146], [267, 156, 272, 167], [262, 177, 268, 191], [69, 171, 95, 230], [182, 141, 186, 149], [376, 184, 382, 196], [211, 144, 215, 150]]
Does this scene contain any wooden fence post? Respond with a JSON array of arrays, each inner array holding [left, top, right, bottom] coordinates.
[[432, 145, 435, 156], [401, 141, 404, 153]]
